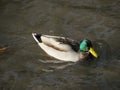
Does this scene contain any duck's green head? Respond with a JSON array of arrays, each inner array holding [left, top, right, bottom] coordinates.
[[80, 39, 98, 58]]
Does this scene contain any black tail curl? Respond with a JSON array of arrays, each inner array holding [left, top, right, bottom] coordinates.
[[34, 34, 42, 43]]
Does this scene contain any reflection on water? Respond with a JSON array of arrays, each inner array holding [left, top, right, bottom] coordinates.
[[0, 0, 120, 90]]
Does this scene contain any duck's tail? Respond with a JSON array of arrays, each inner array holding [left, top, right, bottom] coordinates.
[[32, 33, 42, 43]]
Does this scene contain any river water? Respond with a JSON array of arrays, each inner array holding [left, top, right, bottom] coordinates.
[[0, 0, 120, 90]]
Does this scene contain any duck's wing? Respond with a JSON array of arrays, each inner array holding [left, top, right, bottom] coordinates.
[[41, 35, 79, 52]]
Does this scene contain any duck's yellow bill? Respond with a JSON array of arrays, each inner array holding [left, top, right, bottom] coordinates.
[[89, 47, 98, 58]]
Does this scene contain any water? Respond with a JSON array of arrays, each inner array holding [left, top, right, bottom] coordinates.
[[0, 0, 120, 90]]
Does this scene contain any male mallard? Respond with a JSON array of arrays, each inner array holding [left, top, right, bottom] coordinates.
[[32, 33, 98, 62]]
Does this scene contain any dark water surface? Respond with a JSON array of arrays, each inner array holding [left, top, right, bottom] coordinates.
[[0, 0, 120, 90]]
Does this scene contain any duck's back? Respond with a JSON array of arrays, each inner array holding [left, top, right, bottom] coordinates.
[[41, 35, 80, 52]]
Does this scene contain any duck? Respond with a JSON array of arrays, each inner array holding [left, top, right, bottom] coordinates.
[[0, 47, 8, 52], [32, 33, 98, 62]]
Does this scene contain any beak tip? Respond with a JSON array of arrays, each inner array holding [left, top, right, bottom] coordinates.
[[97, 55, 100, 58]]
